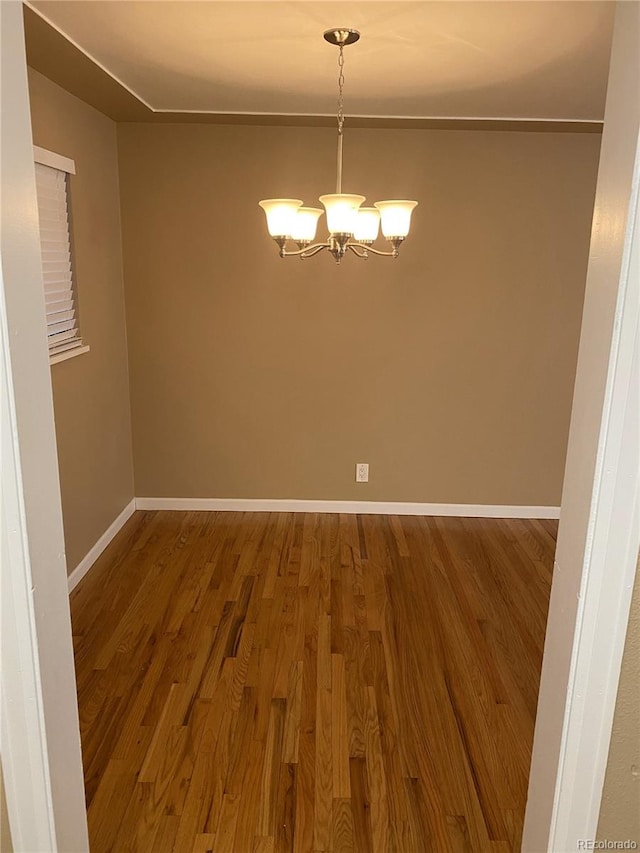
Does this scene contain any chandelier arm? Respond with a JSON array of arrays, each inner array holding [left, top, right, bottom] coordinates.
[[278, 243, 330, 258], [300, 243, 332, 259], [349, 242, 400, 258], [346, 244, 369, 259]]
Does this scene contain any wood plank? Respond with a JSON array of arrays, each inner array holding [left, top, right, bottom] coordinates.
[[331, 797, 354, 852], [274, 762, 296, 853], [314, 685, 333, 851], [257, 698, 287, 837], [213, 792, 240, 853], [349, 758, 372, 853], [282, 660, 304, 763], [331, 654, 350, 799]]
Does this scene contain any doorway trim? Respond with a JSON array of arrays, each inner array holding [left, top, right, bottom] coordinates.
[[0, 2, 89, 850], [523, 2, 640, 849]]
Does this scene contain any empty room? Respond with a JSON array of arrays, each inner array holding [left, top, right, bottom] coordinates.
[[2, 2, 639, 852]]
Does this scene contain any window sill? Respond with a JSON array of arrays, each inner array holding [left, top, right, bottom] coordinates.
[[49, 344, 90, 366]]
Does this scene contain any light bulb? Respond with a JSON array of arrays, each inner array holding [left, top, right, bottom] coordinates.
[[290, 207, 323, 243], [353, 207, 380, 243], [319, 194, 366, 235], [258, 199, 303, 237], [373, 200, 418, 238]]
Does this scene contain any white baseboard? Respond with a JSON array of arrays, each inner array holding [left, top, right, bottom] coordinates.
[[67, 497, 559, 593], [135, 497, 560, 519], [67, 498, 136, 593]]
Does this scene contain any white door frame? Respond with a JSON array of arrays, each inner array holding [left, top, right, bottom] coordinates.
[[0, 3, 89, 850], [1, 261, 57, 853], [523, 2, 640, 850]]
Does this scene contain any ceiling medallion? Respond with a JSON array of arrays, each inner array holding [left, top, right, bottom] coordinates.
[[259, 29, 418, 264]]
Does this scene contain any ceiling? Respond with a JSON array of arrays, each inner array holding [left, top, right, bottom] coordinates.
[[28, 1, 614, 122]]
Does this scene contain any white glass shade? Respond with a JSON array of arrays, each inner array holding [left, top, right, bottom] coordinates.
[[353, 207, 380, 242], [374, 200, 418, 238], [290, 207, 323, 242], [319, 194, 366, 235], [259, 198, 303, 237]]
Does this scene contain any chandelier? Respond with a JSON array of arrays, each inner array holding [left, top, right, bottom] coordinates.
[[259, 28, 418, 264]]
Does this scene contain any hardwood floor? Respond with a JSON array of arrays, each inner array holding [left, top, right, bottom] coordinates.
[[70, 511, 556, 852]]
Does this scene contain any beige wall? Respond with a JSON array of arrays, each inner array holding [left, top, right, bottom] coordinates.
[[598, 555, 640, 843], [1, 766, 13, 853], [28, 68, 134, 572], [117, 123, 599, 504]]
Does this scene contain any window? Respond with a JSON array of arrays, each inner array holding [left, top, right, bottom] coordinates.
[[33, 146, 88, 363]]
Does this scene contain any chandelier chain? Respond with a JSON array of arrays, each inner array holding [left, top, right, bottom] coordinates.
[[337, 44, 345, 136]]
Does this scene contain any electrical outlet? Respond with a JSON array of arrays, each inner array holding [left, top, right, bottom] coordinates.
[[355, 462, 369, 483]]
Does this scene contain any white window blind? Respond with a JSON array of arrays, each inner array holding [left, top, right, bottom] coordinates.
[[34, 157, 83, 357]]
